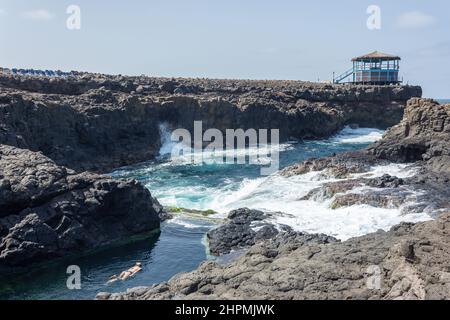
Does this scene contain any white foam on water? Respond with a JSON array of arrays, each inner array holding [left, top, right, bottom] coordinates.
[[208, 177, 269, 218], [162, 143, 293, 167], [350, 163, 419, 180], [158, 125, 384, 163], [153, 126, 431, 240], [204, 164, 431, 241], [167, 215, 202, 229], [332, 126, 384, 144], [157, 122, 294, 166], [158, 123, 178, 158]]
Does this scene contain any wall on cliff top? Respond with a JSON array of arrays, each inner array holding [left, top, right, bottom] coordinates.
[[0, 72, 422, 102]]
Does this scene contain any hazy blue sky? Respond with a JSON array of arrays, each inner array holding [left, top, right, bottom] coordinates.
[[1, 0, 449, 97]]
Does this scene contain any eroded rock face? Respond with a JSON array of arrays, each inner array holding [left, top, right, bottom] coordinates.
[[0, 145, 162, 271], [369, 98, 450, 172], [0, 92, 161, 173], [100, 213, 450, 300], [0, 72, 421, 173]]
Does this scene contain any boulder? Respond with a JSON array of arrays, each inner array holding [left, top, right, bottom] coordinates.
[[0, 145, 162, 271], [369, 98, 450, 173], [207, 208, 287, 256]]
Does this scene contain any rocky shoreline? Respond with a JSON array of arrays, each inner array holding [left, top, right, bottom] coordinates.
[[99, 98, 450, 300], [2, 70, 449, 299], [101, 213, 450, 300]]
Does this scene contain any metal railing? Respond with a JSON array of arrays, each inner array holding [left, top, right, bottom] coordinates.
[[334, 68, 354, 83]]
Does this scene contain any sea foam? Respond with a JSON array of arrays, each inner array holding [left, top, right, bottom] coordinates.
[[204, 165, 430, 240], [141, 126, 432, 240]]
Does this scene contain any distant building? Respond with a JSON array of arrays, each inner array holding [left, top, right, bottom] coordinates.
[[334, 51, 401, 85]]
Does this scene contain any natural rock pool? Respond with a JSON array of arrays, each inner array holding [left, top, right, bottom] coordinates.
[[0, 127, 430, 300]]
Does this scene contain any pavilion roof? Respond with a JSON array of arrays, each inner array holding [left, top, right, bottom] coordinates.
[[352, 51, 401, 62]]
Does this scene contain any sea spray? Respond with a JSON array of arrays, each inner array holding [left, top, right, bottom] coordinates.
[[158, 122, 178, 158], [160, 121, 281, 175]]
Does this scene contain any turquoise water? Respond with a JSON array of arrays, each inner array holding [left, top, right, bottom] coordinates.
[[437, 99, 450, 104], [0, 127, 392, 300], [112, 127, 384, 213]]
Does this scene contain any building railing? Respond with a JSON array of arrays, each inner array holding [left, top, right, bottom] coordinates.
[[354, 67, 399, 72]]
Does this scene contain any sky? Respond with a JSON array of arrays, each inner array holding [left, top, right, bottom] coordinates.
[[0, 0, 449, 97]]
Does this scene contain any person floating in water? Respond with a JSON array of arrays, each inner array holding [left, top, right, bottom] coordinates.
[[108, 262, 142, 284]]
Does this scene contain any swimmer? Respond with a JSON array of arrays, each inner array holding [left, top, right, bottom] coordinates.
[[118, 262, 142, 281], [107, 262, 143, 284]]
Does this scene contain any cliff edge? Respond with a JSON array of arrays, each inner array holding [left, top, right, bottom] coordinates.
[[0, 71, 421, 172]]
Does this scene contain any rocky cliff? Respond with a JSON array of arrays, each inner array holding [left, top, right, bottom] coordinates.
[[369, 98, 450, 173], [0, 145, 162, 272], [0, 72, 421, 173], [0, 90, 161, 173]]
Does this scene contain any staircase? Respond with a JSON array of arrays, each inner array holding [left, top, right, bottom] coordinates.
[[334, 68, 354, 84]]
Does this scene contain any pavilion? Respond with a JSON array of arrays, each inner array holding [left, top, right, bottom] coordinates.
[[334, 51, 401, 85]]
